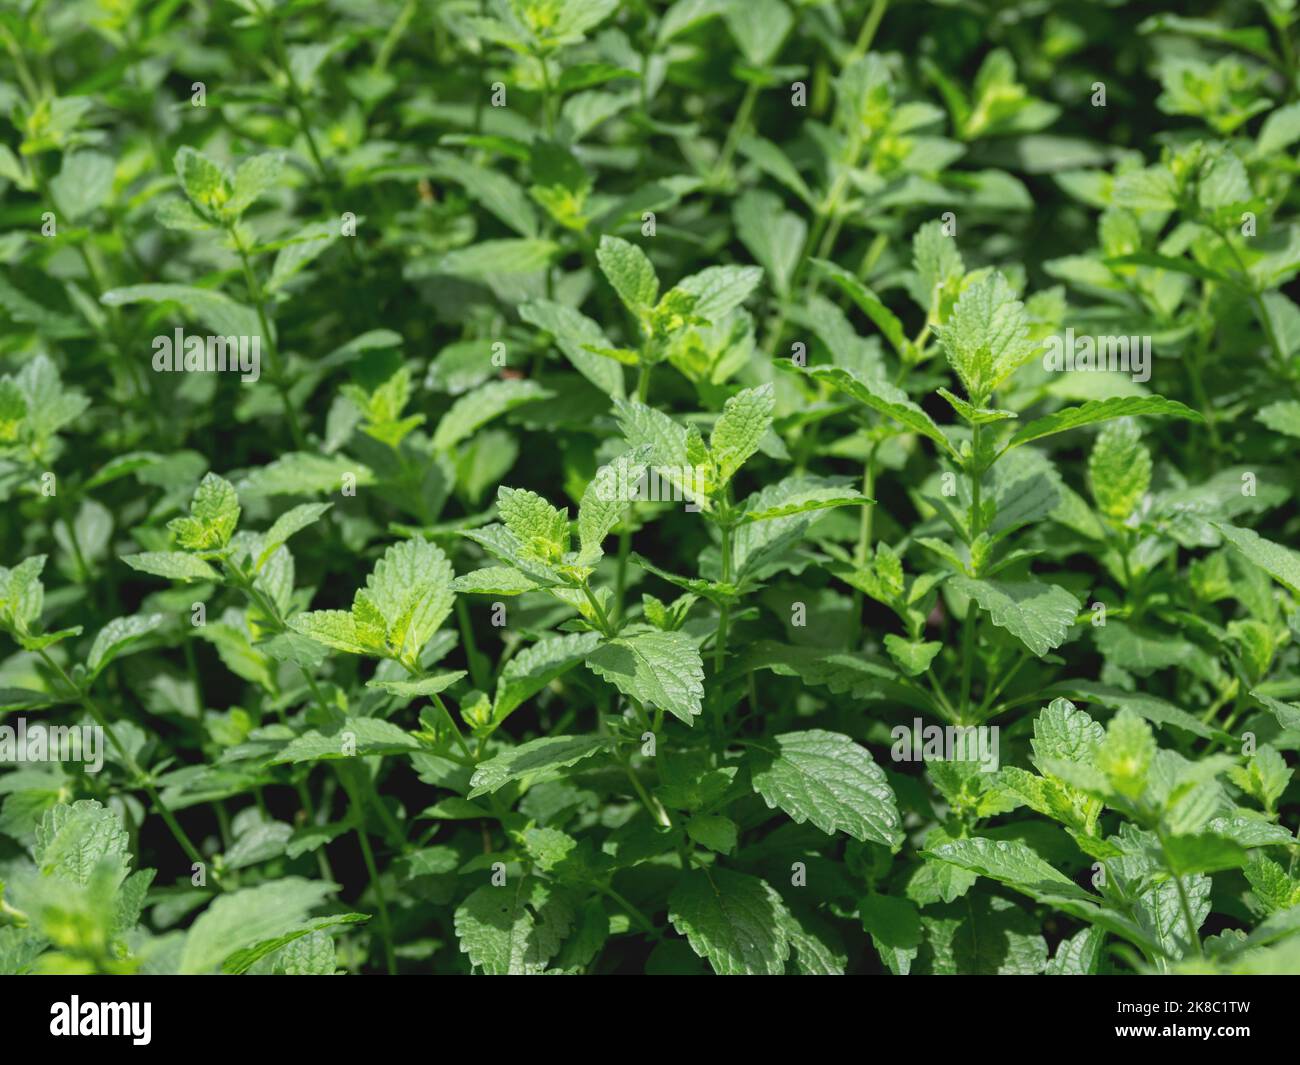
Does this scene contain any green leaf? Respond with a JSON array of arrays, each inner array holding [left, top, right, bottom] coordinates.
[[810, 258, 909, 357], [168, 472, 240, 550], [937, 272, 1038, 402], [121, 551, 220, 583], [256, 502, 332, 569], [578, 448, 651, 564], [237, 453, 376, 498], [101, 283, 261, 338], [468, 734, 613, 797], [50, 150, 114, 222], [734, 190, 805, 297], [270, 717, 421, 764], [179, 878, 339, 974], [1088, 418, 1151, 522], [222, 913, 366, 974], [668, 868, 791, 975], [174, 145, 228, 214], [672, 264, 763, 321], [1257, 399, 1300, 439], [86, 613, 166, 681], [585, 629, 705, 725], [432, 380, 551, 451], [454, 878, 573, 975], [493, 632, 601, 724], [807, 365, 958, 458], [950, 577, 1080, 657], [366, 671, 467, 698], [290, 609, 386, 657], [927, 837, 1097, 903], [686, 813, 738, 854], [1006, 395, 1203, 451], [519, 298, 624, 397], [750, 730, 903, 846], [227, 152, 283, 216], [34, 800, 129, 885], [1213, 522, 1300, 595], [936, 387, 1017, 425], [363, 538, 456, 663], [710, 383, 774, 485], [883, 635, 942, 677], [596, 235, 659, 313]]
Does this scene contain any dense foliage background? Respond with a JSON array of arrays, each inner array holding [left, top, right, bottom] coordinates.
[[2, 0, 1300, 975]]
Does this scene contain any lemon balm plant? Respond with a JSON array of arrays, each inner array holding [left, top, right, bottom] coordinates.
[[2, 0, 1300, 977]]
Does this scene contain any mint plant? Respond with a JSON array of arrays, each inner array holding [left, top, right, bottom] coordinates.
[[2, 0, 1299, 977]]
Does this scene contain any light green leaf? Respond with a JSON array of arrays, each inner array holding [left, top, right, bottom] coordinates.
[[101, 283, 261, 339], [468, 734, 613, 797], [256, 503, 332, 569], [493, 632, 601, 724], [432, 379, 551, 451], [750, 729, 903, 846], [811, 259, 909, 357], [578, 448, 651, 564], [1214, 522, 1300, 594], [596, 235, 658, 313], [938, 272, 1038, 402], [86, 613, 166, 680], [455, 878, 573, 975], [1006, 395, 1203, 450], [807, 365, 958, 458], [270, 717, 421, 764], [121, 551, 220, 583], [289, 609, 386, 657], [585, 629, 705, 725], [950, 577, 1080, 657], [710, 383, 774, 484], [179, 878, 338, 974], [366, 671, 467, 698], [238, 452, 375, 498], [668, 868, 791, 975], [928, 837, 1096, 903], [1088, 418, 1151, 522]]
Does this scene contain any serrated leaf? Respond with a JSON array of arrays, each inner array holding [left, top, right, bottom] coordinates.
[[710, 383, 774, 484], [432, 379, 551, 451], [951, 577, 1080, 657], [86, 613, 166, 680], [938, 272, 1038, 402], [455, 878, 573, 975], [468, 734, 612, 797], [1007, 395, 1202, 451], [596, 235, 658, 313], [270, 717, 421, 764], [807, 365, 958, 458], [585, 630, 705, 725], [1213, 522, 1300, 595], [493, 632, 601, 724], [121, 551, 220, 583], [749, 729, 903, 846], [668, 868, 791, 976], [179, 878, 338, 974]]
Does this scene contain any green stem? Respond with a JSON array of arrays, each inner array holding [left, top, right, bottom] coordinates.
[[712, 81, 759, 184], [229, 225, 307, 448], [38, 650, 216, 887], [581, 580, 615, 638]]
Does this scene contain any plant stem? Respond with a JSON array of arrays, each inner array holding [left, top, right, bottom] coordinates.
[[581, 580, 615, 637], [714, 522, 734, 673], [712, 81, 759, 184], [38, 650, 216, 886], [229, 224, 307, 448]]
